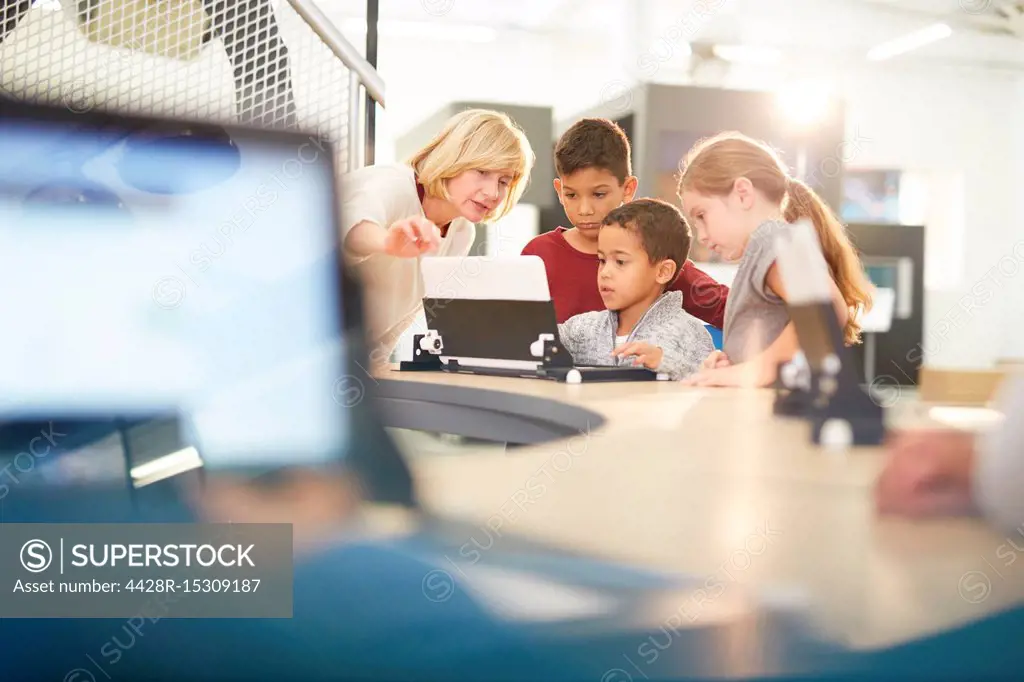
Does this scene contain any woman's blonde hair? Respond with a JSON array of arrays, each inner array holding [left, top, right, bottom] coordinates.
[[678, 131, 872, 345], [408, 108, 535, 223]]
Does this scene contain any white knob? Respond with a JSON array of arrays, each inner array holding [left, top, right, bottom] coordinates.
[[565, 369, 582, 384], [531, 333, 555, 358], [780, 362, 799, 388], [419, 332, 442, 354], [820, 418, 853, 450], [822, 353, 841, 376]]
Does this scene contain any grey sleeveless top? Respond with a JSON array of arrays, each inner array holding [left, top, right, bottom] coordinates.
[[722, 220, 792, 363]]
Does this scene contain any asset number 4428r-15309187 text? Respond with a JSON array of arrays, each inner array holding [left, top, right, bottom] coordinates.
[[125, 579, 261, 593]]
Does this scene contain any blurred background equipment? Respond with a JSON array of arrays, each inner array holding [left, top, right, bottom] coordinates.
[[116, 120, 241, 194], [72, 0, 211, 61], [22, 180, 128, 210], [0, 0, 385, 172], [0, 100, 351, 488]]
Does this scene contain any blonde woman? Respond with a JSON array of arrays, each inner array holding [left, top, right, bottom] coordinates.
[[341, 108, 535, 367]]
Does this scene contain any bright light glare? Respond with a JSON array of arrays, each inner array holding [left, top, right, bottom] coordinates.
[[928, 406, 1004, 429], [130, 446, 203, 485], [775, 80, 833, 129], [867, 23, 953, 61], [342, 19, 498, 44], [712, 44, 782, 64]]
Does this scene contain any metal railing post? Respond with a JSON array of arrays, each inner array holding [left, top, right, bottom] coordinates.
[[347, 71, 364, 171], [286, 0, 386, 108]]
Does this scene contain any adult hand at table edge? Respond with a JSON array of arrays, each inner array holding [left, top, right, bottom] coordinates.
[[681, 360, 773, 388], [874, 428, 979, 519]]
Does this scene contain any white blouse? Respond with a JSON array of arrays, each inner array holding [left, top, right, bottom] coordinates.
[[338, 164, 475, 365]]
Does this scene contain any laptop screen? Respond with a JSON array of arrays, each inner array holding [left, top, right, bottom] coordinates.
[[0, 106, 348, 475]]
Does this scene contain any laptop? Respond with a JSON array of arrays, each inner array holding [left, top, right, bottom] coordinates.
[[0, 98, 415, 518], [408, 256, 666, 383]]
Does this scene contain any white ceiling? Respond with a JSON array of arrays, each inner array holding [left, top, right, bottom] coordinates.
[[696, 0, 1024, 69], [317, 0, 1024, 71]]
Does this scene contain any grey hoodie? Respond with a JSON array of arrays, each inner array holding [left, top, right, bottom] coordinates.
[[556, 290, 714, 380]]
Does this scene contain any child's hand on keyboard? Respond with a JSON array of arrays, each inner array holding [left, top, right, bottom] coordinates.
[[612, 341, 663, 371]]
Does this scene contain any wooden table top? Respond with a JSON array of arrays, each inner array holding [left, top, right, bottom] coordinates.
[[375, 367, 1023, 651]]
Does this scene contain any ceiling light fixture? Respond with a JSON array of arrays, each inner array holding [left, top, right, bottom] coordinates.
[[866, 23, 953, 61]]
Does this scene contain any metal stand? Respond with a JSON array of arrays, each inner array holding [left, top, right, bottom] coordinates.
[[773, 352, 815, 417], [863, 331, 876, 384], [398, 333, 443, 371], [781, 304, 887, 447], [534, 337, 575, 377], [809, 351, 885, 446]]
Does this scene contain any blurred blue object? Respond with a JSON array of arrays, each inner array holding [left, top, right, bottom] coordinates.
[[706, 324, 723, 350], [23, 181, 128, 212], [117, 125, 241, 194]]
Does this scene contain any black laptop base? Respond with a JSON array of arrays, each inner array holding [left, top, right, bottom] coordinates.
[[405, 298, 667, 383], [540, 364, 661, 383], [399, 335, 662, 383]]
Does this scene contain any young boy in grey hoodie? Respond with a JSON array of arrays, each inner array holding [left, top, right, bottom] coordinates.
[[557, 199, 714, 380]]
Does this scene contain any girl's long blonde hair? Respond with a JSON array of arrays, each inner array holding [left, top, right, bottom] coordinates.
[[408, 108, 535, 223], [678, 132, 872, 345]]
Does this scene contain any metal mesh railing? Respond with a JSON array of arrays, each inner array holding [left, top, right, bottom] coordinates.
[[0, 0, 358, 169]]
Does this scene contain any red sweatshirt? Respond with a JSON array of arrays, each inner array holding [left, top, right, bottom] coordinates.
[[522, 227, 729, 327]]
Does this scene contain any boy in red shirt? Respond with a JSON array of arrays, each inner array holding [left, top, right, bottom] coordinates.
[[522, 118, 728, 326]]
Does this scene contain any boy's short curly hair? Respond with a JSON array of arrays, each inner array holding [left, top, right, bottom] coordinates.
[[554, 118, 631, 184], [602, 198, 691, 285]]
